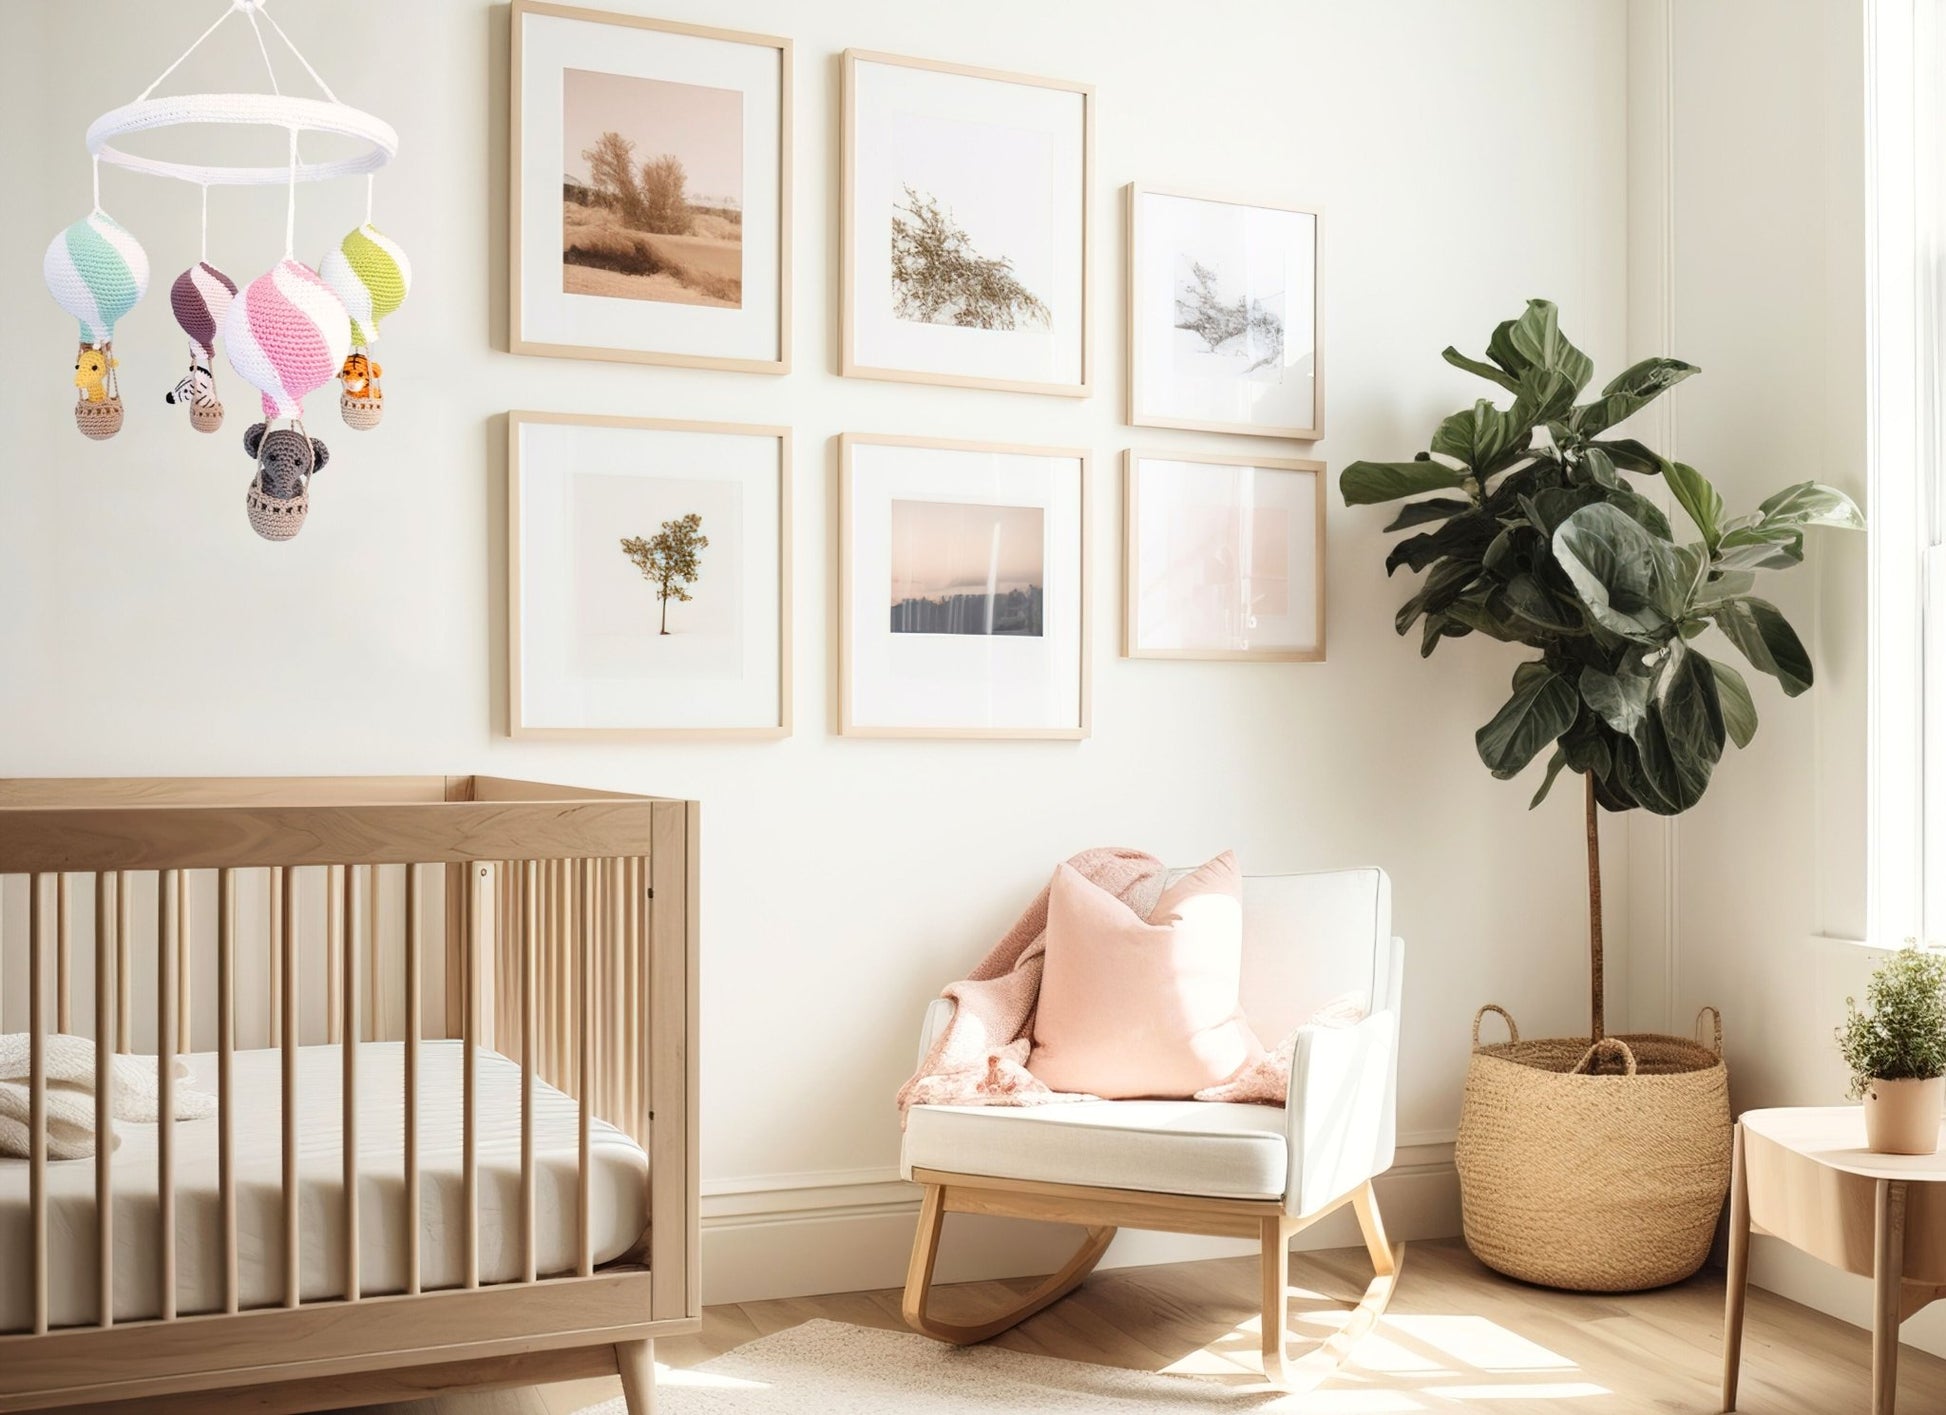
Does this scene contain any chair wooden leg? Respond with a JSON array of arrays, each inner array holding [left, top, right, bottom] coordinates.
[[615, 1338, 655, 1415], [1261, 1185, 1405, 1391], [1261, 1215, 1294, 1386], [902, 1182, 1117, 1345]]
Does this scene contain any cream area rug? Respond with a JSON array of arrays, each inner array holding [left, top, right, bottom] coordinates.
[[577, 1319, 1294, 1412]]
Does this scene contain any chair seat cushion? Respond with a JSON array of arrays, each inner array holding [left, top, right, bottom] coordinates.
[[901, 1100, 1288, 1200]]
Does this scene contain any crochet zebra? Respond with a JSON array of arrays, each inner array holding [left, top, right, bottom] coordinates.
[[165, 364, 218, 409]]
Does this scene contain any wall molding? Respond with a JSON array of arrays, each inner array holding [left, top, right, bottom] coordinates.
[[700, 1138, 1461, 1306]]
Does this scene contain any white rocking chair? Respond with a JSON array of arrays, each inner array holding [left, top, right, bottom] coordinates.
[[899, 866, 1405, 1388]]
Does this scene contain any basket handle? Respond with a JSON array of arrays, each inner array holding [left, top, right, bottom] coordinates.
[[1695, 1005, 1723, 1058], [1571, 1037, 1639, 1077], [1472, 1003, 1519, 1049]]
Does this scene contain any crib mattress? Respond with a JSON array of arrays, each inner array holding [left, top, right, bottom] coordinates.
[[0, 1040, 649, 1331]]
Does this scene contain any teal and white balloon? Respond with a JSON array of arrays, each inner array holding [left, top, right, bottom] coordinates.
[[43, 212, 150, 345]]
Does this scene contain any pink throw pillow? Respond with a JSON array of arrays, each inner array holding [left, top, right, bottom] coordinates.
[[1027, 851, 1264, 1099]]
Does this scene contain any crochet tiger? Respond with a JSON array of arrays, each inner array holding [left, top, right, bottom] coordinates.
[[73, 347, 115, 404], [339, 352, 382, 401]]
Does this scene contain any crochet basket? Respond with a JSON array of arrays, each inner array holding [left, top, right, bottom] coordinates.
[[245, 472, 309, 541], [75, 398, 124, 441], [341, 388, 381, 430], [189, 399, 224, 434], [1454, 1003, 1731, 1292]]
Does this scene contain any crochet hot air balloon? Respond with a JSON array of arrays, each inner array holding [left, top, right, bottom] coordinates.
[[319, 224, 410, 430], [224, 260, 350, 541], [166, 262, 238, 434], [43, 212, 150, 441]]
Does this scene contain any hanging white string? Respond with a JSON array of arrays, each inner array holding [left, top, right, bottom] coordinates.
[[244, 4, 283, 96], [91, 156, 103, 216], [364, 174, 375, 228], [200, 183, 210, 263], [257, 2, 339, 103], [135, 0, 235, 102], [284, 127, 298, 259]]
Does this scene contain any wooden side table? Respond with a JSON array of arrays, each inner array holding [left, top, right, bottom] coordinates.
[[1723, 1107, 1946, 1414]]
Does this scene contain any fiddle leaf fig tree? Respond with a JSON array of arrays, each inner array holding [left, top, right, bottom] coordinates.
[[1342, 300, 1863, 1040]]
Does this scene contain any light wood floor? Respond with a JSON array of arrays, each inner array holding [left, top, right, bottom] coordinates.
[[329, 1239, 1946, 1414]]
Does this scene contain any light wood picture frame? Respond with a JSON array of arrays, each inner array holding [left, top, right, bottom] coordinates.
[[841, 50, 1093, 397], [1122, 449, 1326, 662], [839, 433, 1090, 739], [509, 1, 791, 372], [508, 411, 792, 738], [1126, 183, 1323, 440]]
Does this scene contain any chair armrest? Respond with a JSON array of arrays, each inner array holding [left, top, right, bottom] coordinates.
[[915, 997, 957, 1071], [1282, 1001, 1400, 1218]]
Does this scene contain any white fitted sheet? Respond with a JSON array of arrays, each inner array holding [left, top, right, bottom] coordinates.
[[0, 1040, 649, 1331]]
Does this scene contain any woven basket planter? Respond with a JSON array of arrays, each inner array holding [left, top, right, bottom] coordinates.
[[1454, 1003, 1731, 1292], [75, 398, 123, 441]]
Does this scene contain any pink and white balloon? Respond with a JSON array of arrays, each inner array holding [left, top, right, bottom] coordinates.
[[222, 259, 350, 422]]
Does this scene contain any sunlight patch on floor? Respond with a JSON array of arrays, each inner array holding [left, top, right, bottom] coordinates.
[[658, 1365, 771, 1393]]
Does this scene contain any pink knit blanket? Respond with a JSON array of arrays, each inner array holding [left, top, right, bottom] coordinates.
[[895, 847, 1166, 1117]]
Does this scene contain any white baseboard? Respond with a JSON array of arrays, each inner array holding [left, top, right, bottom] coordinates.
[[700, 1137, 1462, 1306]]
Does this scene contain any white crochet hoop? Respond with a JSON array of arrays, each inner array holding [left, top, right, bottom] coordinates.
[[88, 94, 397, 188]]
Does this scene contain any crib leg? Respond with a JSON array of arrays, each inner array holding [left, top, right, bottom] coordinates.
[[616, 1338, 656, 1415]]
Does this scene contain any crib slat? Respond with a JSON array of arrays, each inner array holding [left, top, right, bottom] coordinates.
[[56, 873, 71, 1035], [404, 863, 421, 1297], [29, 873, 48, 1335], [116, 870, 132, 1053], [218, 867, 238, 1314], [280, 866, 300, 1308], [367, 863, 383, 1041], [521, 858, 538, 1284], [268, 866, 283, 1051], [177, 871, 192, 1051], [578, 859, 594, 1278], [342, 865, 360, 1302], [157, 869, 178, 1322], [326, 864, 343, 1045], [94, 872, 113, 1328], [463, 863, 481, 1289]]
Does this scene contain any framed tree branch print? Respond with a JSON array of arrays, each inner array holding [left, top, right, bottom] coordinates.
[[508, 411, 791, 738], [510, 1, 791, 371], [1126, 184, 1322, 439], [841, 51, 1093, 397]]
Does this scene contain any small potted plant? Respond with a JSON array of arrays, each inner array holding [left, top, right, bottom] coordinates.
[[1838, 946, 1946, 1154]]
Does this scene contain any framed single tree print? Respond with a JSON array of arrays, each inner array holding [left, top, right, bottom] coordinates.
[[508, 411, 791, 737], [840, 434, 1089, 737], [841, 51, 1093, 397], [1126, 184, 1322, 439], [510, 1, 791, 371]]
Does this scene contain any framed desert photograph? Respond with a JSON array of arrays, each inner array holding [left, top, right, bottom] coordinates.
[[841, 51, 1092, 397], [840, 434, 1088, 738], [508, 411, 791, 737], [1127, 184, 1322, 439], [1123, 450, 1325, 661], [510, 1, 790, 371]]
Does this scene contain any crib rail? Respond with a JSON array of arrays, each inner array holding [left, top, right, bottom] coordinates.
[[0, 776, 698, 1395]]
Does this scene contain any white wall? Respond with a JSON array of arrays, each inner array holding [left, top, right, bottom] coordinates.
[[0, 0, 1631, 1301]]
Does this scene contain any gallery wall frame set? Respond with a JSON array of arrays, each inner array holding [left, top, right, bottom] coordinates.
[[1122, 450, 1326, 662], [1125, 183, 1323, 440], [840, 50, 1095, 398], [509, 0, 792, 372], [507, 410, 792, 739], [839, 433, 1091, 739]]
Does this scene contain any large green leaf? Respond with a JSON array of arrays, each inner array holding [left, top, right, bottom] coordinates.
[[1590, 438, 1670, 476], [1580, 661, 1653, 735], [1529, 749, 1570, 808], [1441, 346, 1521, 393], [1663, 460, 1725, 549], [1430, 399, 1529, 473], [1394, 557, 1479, 636], [1476, 666, 1580, 779], [1715, 523, 1805, 571], [1506, 299, 1595, 393], [1706, 655, 1758, 748], [1569, 357, 1699, 437], [1341, 459, 1474, 506], [1383, 497, 1472, 532], [1755, 481, 1866, 531], [1708, 596, 1814, 696], [1551, 502, 1683, 639]]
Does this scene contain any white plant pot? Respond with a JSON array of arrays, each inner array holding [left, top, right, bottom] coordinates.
[[1862, 1076, 1946, 1155]]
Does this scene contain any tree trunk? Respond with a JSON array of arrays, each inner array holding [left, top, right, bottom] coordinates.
[[1586, 771, 1604, 1042], [659, 583, 670, 635]]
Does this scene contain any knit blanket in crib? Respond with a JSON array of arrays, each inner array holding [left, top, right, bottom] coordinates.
[[0, 1034, 215, 1161]]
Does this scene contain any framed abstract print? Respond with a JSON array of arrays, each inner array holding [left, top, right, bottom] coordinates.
[[509, 411, 791, 737], [510, 1, 791, 371], [1126, 184, 1322, 439], [1123, 450, 1325, 662], [840, 434, 1089, 738], [841, 50, 1092, 397]]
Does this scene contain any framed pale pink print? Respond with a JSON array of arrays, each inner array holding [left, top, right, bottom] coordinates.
[[1123, 450, 1325, 662], [1126, 183, 1322, 439]]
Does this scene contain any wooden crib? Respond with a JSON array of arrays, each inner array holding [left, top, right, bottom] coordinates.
[[0, 776, 698, 1415]]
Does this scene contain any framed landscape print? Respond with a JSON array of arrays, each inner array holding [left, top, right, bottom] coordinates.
[[1127, 184, 1322, 439], [510, 1, 791, 372], [1123, 450, 1325, 662], [841, 51, 1092, 397], [840, 434, 1089, 738], [508, 412, 791, 737]]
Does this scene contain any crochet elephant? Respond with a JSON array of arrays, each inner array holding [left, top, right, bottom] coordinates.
[[243, 422, 328, 500]]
